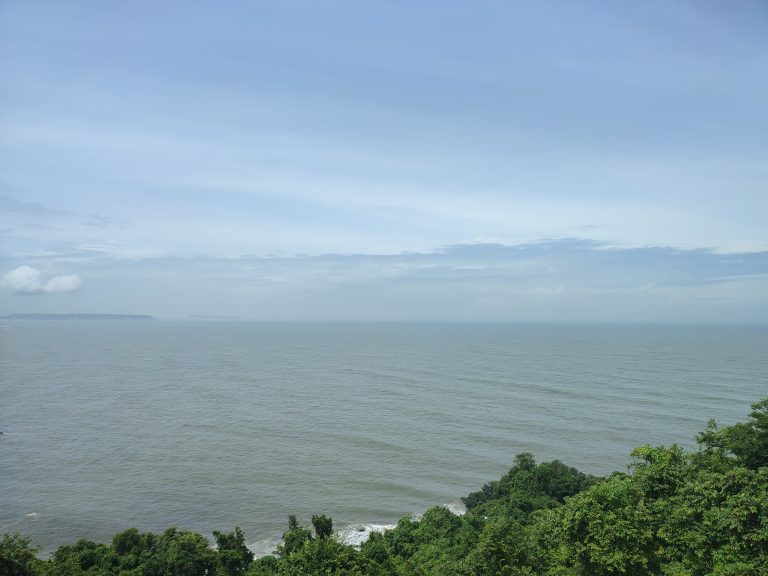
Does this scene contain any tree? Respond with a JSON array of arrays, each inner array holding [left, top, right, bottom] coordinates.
[[698, 398, 768, 470], [0, 533, 41, 576], [113, 527, 144, 556], [155, 527, 216, 576], [277, 517, 313, 558], [311, 515, 333, 540], [557, 473, 659, 575], [214, 527, 254, 576], [10, 397, 767, 576], [462, 517, 534, 576], [48, 538, 118, 575]]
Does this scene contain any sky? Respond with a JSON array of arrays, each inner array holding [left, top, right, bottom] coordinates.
[[1, 1, 767, 321]]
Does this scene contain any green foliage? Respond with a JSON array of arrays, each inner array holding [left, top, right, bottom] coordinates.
[[462, 517, 534, 576], [214, 527, 254, 576], [45, 538, 117, 575], [657, 465, 768, 575], [155, 528, 216, 576], [109, 527, 159, 574], [462, 453, 596, 524], [0, 533, 42, 576], [310, 515, 333, 540], [277, 537, 381, 576], [372, 506, 476, 574], [698, 398, 768, 470], [383, 506, 481, 574], [5, 397, 766, 576], [276, 517, 313, 558], [245, 555, 278, 575], [357, 532, 397, 574], [557, 473, 659, 575]]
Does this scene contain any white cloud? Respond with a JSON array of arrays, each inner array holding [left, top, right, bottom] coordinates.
[[2, 265, 82, 294]]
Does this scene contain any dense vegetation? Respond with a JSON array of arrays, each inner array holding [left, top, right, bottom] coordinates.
[[3, 399, 766, 576]]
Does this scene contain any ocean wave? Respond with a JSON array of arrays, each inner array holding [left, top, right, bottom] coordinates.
[[411, 501, 466, 522], [336, 523, 396, 547], [247, 537, 282, 559], [249, 503, 468, 556], [444, 501, 466, 516]]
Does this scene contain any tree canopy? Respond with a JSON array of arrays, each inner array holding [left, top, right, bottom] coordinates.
[[3, 398, 767, 576]]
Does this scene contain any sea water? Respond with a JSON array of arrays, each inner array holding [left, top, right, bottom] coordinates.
[[1, 321, 766, 554]]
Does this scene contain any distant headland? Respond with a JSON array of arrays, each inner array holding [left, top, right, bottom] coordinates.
[[2, 313, 155, 320], [186, 314, 242, 320]]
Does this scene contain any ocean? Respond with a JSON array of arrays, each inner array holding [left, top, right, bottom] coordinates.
[[1, 321, 766, 554]]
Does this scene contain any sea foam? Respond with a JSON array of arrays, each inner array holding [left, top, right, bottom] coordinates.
[[336, 523, 396, 547], [251, 503, 467, 556]]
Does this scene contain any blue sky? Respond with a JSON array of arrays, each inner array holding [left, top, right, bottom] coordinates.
[[1, 1, 767, 320]]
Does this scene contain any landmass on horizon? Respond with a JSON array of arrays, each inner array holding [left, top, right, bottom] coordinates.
[[3, 313, 155, 320]]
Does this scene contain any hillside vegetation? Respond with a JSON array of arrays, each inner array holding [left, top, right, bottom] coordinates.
[[3, 399, 766, 576]]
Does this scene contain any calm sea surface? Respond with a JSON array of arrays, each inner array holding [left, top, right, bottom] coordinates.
[[2, 321, 766, 553]]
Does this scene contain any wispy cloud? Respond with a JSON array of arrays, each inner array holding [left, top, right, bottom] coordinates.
[[2, 266, 82, 294], [0, 194, 68, 218], [1, 2, 766, 319], [3, 239, 762, 321]]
